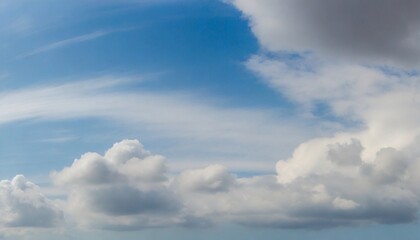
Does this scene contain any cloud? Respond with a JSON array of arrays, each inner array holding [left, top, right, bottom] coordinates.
[[327, 139, 363, 166], [243, 52, 420, 182], [3, 0, 420, 231], [173, 164, 236, 193], [174, 148, 418, 228], [0, 77, 313, 172], [17, 31, 108, 59], [0, 175, 63, 228], [16, 27, 139, 59], [49, 139, 420, 230], [52, 139, 185, 230], [230, 0, 420, 67], [221, 0, 420, 229], [245, 54, 417, 107], [244, 55, 420, 184]]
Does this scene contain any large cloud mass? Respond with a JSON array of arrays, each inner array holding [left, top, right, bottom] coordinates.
[[223, 0, 420, 229], [230, 0, 420, 67], [50, 138, 420, 229]]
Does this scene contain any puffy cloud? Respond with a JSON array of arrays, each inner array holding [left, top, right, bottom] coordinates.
[[52, 139, 184, 230], [175, 152, 419, 228], [0, 175, 63, 228], [239, 40, 420, 230], [245, 51, 420, 226], [236, 13, 420, 228], [53, 139, 167, 186], [230, 0, 420, 67], [53, 152, 121, 186], [51, 138, 420, 230], [104, 139, 151, 164], [244, 54, 420, 162]]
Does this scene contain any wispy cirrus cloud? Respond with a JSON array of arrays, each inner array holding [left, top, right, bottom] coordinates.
[[0, 76, 314, 172], [15, 27, 139, 60]]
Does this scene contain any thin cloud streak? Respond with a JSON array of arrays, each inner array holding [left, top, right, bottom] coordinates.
[[0, 77, 314, 172], [15, 27, 140, 60]]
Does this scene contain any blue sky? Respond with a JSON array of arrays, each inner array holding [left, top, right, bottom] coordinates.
[[1, 0, 420, 239]]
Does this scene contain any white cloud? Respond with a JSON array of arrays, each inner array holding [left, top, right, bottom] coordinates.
[[15, 27, 140, 59], [0, 77, 314, 172], [244, 55, 420, 185], [0, 175, 63, 229], [48, 139, 420, 230], [16, 31, 108, 59], [51, 139, 187, 230], [173, 164, 235, 193], [332, 197, 359, 211]]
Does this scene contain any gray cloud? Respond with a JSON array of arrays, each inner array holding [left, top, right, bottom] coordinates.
[[231, 0, 420, 67], [327, 139, 363, 166], [83, 185, 179, 216]]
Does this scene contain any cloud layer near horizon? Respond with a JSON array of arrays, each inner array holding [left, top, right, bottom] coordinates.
[[4, 135, 420, 232]]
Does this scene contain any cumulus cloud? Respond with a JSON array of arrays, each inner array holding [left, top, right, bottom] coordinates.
[[175, 143, 419, 228], [52, 139, 186, 230], [230, 0, 420, 67], [241, 30, 420, 198], [221, 0, 420, 229], [0, 175, 63, 228], [50, 138, 420, 230]]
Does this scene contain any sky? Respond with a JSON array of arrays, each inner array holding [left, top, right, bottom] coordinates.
[[0, 0, 420, 239]]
